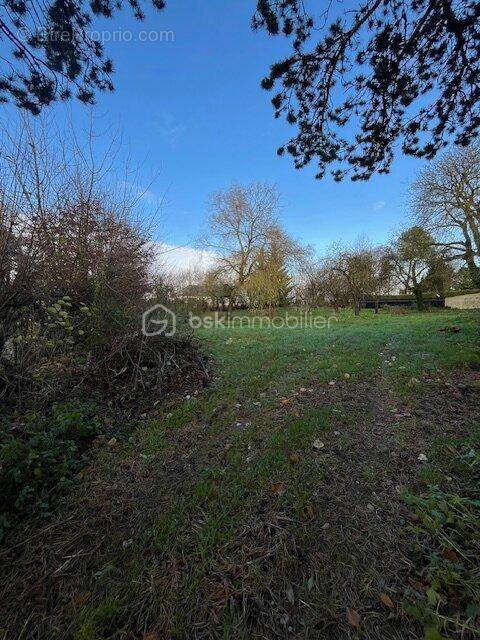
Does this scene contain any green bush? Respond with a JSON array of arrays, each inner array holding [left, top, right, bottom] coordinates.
[[0, 401, 101, 540], [403, 443, 480, 639]]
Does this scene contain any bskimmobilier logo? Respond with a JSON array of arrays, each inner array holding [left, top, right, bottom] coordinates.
[[142, 305, 338, 336], [142, 304, 176, 337]]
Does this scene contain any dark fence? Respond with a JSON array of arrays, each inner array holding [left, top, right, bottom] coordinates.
[[364, 297, 445, 309]]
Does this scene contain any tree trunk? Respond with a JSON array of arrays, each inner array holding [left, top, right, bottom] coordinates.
[[466, 211, 480, 255], [374, 298, 379, 314], [353, 299, 360, 316], [413, 285, 425, 311], [460, 225, 480, 288], [464, 245, 480, 288]]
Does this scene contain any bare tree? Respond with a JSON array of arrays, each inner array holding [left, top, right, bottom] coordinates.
[[371, 247, 394, 314], [201, 182, 311, 312], [411, 146, 480, 287], [0, 116, 156, 340], [327, 241, 376, 316], [297, 262, 349, 311], [201, 183, 279, 289]]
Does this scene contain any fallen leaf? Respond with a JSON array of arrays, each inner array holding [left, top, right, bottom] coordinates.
[[441, 548, 459, 563], [328, 381, 336, 386], [418, 453, 428, 462], [313, 439, 325, 450], [343, 373, 351, 379], [306, 504, 315, 519], [271, 482, 286, 496], [143, 632, 159, 640], [379, 593, 394, 609], [289, 453, 300, 464], [280, 397, 292, 405], [346, 607, 361, 628]]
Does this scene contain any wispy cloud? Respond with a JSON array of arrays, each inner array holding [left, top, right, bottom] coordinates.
[[155, 112, 186, 147], [373, 200, 386, 211], [153, 243, 219, 273]]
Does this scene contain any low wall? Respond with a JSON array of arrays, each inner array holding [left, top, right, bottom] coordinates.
[[445, 292, 480, 309]]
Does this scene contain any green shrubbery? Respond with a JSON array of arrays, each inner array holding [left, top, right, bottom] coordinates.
[[403, 444, 480, 639], [0, 124, 207, 543], [0, 125, 156, 540], [0, 401, 101, 540]]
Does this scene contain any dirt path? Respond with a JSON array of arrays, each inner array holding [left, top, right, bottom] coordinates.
[[261, 376, 421, 639]]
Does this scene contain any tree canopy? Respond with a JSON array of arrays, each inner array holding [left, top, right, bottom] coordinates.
[[254, 0, 480, 181], [389, 226, 450, 309], [0, 0, 165, 113]]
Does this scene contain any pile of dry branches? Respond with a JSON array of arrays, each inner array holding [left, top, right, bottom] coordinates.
[[88, 331, 211, 405]]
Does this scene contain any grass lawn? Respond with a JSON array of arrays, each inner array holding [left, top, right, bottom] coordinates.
[[1, 308, 479, 640]]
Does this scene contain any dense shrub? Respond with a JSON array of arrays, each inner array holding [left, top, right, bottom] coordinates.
[[0, 121, 211, 540], [0, 401, 101, 540], [0, 296, 92, 406]]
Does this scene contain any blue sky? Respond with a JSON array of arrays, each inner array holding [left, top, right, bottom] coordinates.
[[6, 0, 430, 259]]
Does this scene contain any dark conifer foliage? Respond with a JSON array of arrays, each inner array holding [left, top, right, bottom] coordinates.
[[0, 0, 166, 113], [253, 0, 480, 181]]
